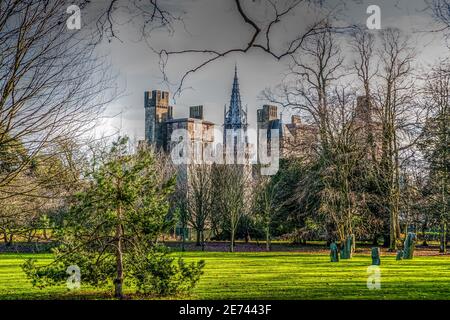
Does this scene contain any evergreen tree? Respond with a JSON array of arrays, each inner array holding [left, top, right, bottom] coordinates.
[[23, 137, 204, 298]]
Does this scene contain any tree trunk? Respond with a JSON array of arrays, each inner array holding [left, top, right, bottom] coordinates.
[[265, 223, 271, 251], [389, 208, 397, 251], [396, 216, 401, 239], [201, 230, 205, 251], [244, 230, 250, 243], [27, 230, 34, 243], [181, 226, 186, 252], [440, 221, 447, 254], [6, 234, 13, 246], [230, 230, 235, 253], [372, 235, 378, 246], [421, 221, 427, 246], [196, 229, 201, 246], [114, 223, 124, 299], [115, 203, 124, 299], [383, 233, 390, 248]]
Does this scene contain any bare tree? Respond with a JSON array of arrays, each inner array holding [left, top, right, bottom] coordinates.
[[429, 0, 450, 36], [374, 28, 416, 250], [253, 168, 282, 251], [420, 60, 450, 252], [211, 164, 252, 252], [350, 27, 379, 162], [0, 0, 114, 199], [87, 0, 177, 43], [263, 22, 344, 154], [0, 137, 87, 245], [75, 1, 354, 96], [262, 25, 366, 245], [158, 0, 337, 95], [186, 164, 213, 250], [260, 24, 425, 250]]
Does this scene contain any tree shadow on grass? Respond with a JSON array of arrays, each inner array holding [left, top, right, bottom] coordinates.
[[0, 289, 116, 300]]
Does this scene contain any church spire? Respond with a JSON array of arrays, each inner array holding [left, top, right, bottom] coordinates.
[[223, 64, 250, 163], [224, 64, 247, 129]]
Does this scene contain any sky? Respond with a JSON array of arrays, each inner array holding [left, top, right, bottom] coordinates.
[[87, 0, 449, 143]]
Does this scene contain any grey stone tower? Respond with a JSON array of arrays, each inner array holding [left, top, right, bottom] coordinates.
[[144, 90, 173, 149]]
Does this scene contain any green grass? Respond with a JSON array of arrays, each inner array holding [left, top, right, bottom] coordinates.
[[1, 252, 450, 299]]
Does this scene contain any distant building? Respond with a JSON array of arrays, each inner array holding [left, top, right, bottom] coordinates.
[[280, 114, 318, 159], [256, 96, 383, 162], [353, 96, 383, 161], [144, 90, 215, 162], [257, 104, 318, 161], [144, 68, 332, 166], [189, 105, 204, 120], [143, 67, 254, 166], [165, 113, 215, 164]]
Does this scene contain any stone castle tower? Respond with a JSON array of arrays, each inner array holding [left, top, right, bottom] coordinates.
[[144, 90, 173, 149], [257, 104, 280, 163]]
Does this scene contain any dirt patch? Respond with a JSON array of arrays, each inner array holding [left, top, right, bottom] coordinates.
[[2, 241, 448, 257], [0, 242, 57, 253], [165, 241, 449, 256]]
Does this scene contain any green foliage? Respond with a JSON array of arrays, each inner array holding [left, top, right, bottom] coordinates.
[[127, 245, 205, 296], [0, 131, 28, 174], [21, 136, 204, 297], [22, 246, 116, 289], [419, 102, 449, 218], [269, 159, 323, 239], [22, 258, 67, 289]]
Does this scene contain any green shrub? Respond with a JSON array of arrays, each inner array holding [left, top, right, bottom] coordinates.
[[128, 245, 205, 296]]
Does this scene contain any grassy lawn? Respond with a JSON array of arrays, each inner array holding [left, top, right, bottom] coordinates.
[[1, 252, 450, 299]]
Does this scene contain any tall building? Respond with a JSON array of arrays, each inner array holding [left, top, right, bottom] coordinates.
[[223, 66, 251, 164]]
